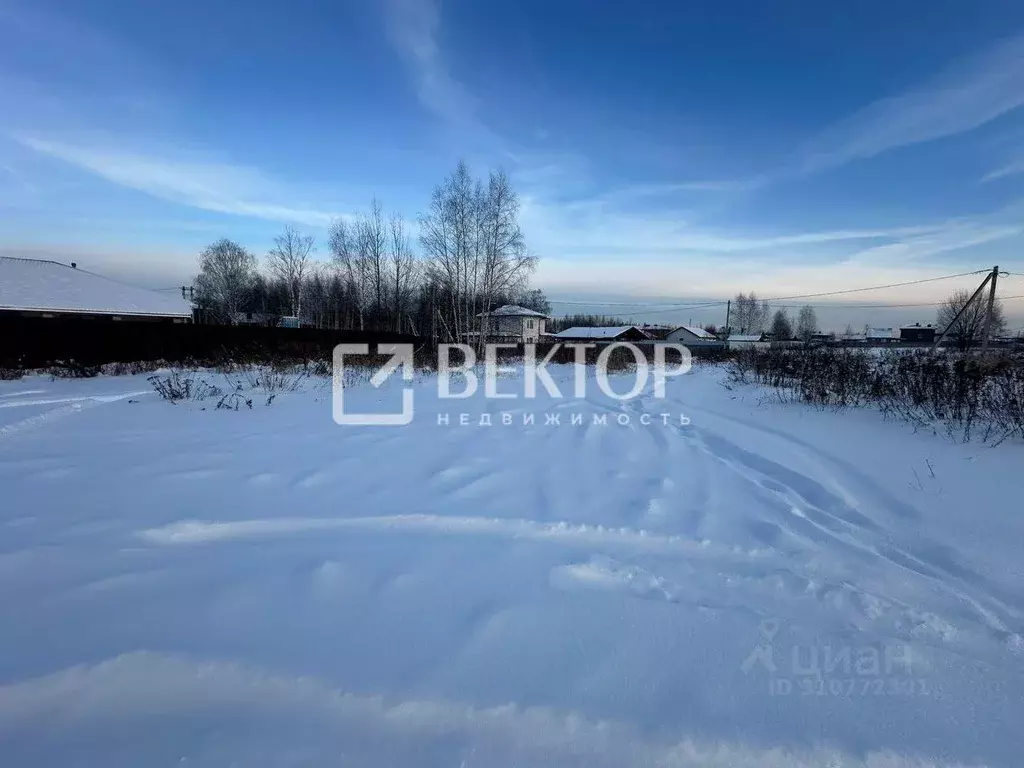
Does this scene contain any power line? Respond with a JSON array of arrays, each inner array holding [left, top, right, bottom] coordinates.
[[758, 269, 987, 302], [771, 293, 1024, 309], [546, 268, 988, 310], [581, 293, 1024, 319]]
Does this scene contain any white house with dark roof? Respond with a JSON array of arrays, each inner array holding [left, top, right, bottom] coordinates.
[[665, 325, 721, 346], [475, 304, 548, 342], [0, 257, 192, 322]]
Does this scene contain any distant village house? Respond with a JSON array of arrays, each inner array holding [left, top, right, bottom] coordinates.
[[899, 323, 936, 343], [475, 305, 548, 342], [664, 326, 722, 346], [727, 332, 770, 350], [552, 326, 651, 342]]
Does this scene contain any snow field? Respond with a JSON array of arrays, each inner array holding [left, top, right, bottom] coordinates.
[[1, 364, 1022, 766]]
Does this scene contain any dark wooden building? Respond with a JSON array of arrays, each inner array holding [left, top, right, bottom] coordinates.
[[899, 324, 937, 343]]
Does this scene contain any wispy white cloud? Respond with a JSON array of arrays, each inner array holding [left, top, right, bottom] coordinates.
[[15, 136, 340, 228], [384, 0, 484, 137], [846, 220, 1024, 265], [523, 191, 1024, 300], [801, 33, 1024, 172], [520, 193, 940, 255], [537, 257, 987, 302], [982, 157, 1024, 182]]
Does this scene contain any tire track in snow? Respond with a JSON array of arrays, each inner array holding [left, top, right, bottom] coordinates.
[[0, 392, 151, 440], [0, 651, 977, 768], [682, 421, 1024, 640], [137, 513, 764, 560], [619, 383, 1024, 660]]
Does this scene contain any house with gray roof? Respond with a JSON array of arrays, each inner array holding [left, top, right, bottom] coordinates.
[[0, 257, 192, 322]]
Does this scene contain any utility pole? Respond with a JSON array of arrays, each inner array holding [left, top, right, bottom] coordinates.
[[931, 268, 994, 351], [981, 265, 999, 351], [724, 300, 731, 335]]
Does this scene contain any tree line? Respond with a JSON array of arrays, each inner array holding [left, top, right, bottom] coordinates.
[[192, 162, 545, 342], [732, 292, 818, 341], [732, 288, 1007, 348]]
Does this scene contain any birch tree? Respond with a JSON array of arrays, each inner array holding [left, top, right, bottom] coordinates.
[[419, 162, 536, 342], [328, 217, 368, 329], [388, 212, 418, 333], [266, 225, 315, 318], [733, 292, 770, 333]]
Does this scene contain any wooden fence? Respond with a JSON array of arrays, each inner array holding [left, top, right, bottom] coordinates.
[[0, 315, 419, 369]]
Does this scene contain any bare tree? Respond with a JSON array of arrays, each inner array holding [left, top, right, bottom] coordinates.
[[797, 305, 818, 342], [328, 217, 367, 329], [937, 289, 1006, 349], [733, 292, 770, 333], [479, 169, 536, 324], [419, 161, 476, 341], [770, 309, 793, 340], [267, 225, 315, 318], [388, 212, 418, 333], [358, 199, 388, 321], [193, 239, 256, 323], [420, 162, 535, 343]]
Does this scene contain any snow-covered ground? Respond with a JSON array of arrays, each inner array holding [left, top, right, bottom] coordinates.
[[1, 364, 1023, 767]]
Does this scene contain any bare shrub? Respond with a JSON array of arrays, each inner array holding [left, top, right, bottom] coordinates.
[[48, 360, 102, 379], [101, 360, 164, 377], [222, 362, 308, 397], [148, 370, 221, 403], [730, 347, 1024, 444], [0, 367, 23, 381], [216, 391, 253, 410]]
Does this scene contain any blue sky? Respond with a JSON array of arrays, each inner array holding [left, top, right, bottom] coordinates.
[[2, 0, 1024, 327]]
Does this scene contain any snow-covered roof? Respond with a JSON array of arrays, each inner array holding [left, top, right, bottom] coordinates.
[[477, 304, 548, 318], [672, 325, 716, 339], [553, 326, 646, 339], [866, 327, 896, 339], [0, 257, 192, 318], [728, 334, 765, 342]]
